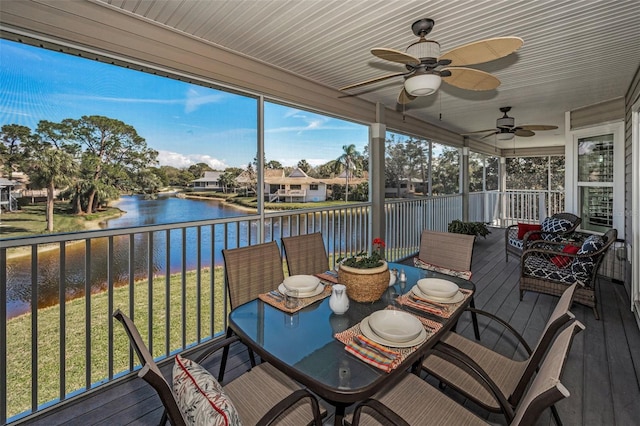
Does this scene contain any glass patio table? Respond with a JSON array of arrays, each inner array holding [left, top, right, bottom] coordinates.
[[228, 262, 475, 425]]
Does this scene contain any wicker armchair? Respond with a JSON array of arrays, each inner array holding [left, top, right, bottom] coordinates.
[[520, 228, 617, 319], [505, 213, 582, 262]]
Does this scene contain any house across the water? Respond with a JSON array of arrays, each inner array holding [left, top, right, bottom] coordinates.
[[192, 171, 223, 191]]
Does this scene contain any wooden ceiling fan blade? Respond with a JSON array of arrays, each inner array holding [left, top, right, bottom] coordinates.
[[371, 48, 420, 65], [519, 124, 558, 131], [339, 72, 406, 91], [461, 129, 498, 135], [481, 131, 500, 139], [515, 129, 535, 137], [442, 67, 500, 91], [439, 36, 524, 66], [397, 87, 416, 105]]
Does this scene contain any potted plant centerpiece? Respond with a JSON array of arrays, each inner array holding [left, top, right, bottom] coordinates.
[[337, 238, 390, 302]]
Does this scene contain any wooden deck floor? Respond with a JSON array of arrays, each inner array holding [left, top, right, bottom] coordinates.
[[22, 229, 640, 425]]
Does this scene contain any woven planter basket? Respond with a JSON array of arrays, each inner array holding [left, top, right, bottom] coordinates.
[[338, 261, 390, 302]]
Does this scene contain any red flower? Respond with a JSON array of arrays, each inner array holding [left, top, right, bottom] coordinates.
[[373, 238, 385, 248]]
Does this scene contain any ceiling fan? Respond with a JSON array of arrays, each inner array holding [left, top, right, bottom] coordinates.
[[463, 107, 559, 140], [339, 18, 523, 104]]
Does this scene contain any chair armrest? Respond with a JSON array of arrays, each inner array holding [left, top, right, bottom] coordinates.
[[193, 335, 241, 364], [463, 308, 533, 355], [432, 343, 516, 423], [256, 388, 324, 426], [352, 398, 410, 426]]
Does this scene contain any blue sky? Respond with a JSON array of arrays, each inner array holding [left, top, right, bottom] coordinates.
[[0, 39, 369, 170]]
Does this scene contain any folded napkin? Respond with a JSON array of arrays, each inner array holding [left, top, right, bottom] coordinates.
[[315, 271, 338, 284], [402, 297, 446, 316], [345, 335, 401, 373]]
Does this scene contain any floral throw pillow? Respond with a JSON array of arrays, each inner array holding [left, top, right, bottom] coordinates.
[[414, 257, 472, 280], [173, 354, 242, 426]]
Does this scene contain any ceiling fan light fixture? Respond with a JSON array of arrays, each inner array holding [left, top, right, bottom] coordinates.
[[496, 131, 514, 141], [404, 73, 441, 96]]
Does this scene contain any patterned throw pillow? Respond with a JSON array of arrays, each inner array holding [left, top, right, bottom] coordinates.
[[173, 354, 242, 426], [570, 235, 605, 286], [414, 257, 472, 280], [541, 217, 573, 234]]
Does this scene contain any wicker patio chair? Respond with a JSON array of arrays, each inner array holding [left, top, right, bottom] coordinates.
[[505, 213, 581, 262], [349, 321, 584, 426], [415, 230, 480, 340], [219, 241, 285, 381], [520, 228, 617, 319], [113, 310, 324, 426], [282, 232, 330, 276], [421, 283, 577, 425]]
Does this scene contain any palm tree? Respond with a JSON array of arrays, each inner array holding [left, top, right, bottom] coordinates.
[[334, 144, 362, 201], [29, 146, 77, 232]]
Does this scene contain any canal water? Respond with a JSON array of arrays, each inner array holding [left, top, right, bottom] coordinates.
[[5, 195, 254, 318]]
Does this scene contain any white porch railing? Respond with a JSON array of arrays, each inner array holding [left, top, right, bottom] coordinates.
[[0, 190, 560, 423], [468, 190, 565, 226]]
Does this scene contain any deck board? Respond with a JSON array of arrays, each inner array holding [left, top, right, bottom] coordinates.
[[21, 228, 640, 425]]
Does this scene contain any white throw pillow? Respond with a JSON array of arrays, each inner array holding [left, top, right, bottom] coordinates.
[[173, 354, 242, 426]]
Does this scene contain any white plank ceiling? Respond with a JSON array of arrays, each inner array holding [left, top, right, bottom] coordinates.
[[96, 0, 640, 149]]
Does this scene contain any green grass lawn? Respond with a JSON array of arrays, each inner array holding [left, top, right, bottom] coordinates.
[[1, 203, 122, 239], [5, 267, 226, 418]]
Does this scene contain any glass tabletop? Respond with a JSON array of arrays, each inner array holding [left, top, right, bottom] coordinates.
[[228, 263, 474, 405]]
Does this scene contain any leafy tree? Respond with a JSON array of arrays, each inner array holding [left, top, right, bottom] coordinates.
[[0, 124, 33, 178], [431, 145, 459, 195], [333, 144, 363, 201], [297, 159, 311, 173], [265, 160, 283, 169], [187, 162, 213, 180], [385, 135, 409, 197], [68, 115, 157, 214]]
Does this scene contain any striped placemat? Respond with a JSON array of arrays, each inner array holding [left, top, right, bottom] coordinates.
[[334, 306, 442, 373], [259, 285, 332, 313], [397, 288, 473, 318]]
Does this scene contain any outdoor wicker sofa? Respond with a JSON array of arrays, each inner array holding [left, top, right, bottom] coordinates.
[[520, 228, 617, 319]]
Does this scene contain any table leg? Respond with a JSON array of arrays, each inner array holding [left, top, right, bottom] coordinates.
[[333, 405, 345, 426], [470, 296, 480, 341]]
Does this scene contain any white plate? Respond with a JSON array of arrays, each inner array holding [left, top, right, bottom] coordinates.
[[411, 286, 465, 304], [360, 316, 427, 348], [368, 310, 423, 342], [416, 278, 459, 299], [278, 283, 323, 298], [282, 275, 321, 293]]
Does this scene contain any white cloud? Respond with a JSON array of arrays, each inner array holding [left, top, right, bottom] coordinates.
[[157, 150, 229, 170], [184, 88, 225, 113]]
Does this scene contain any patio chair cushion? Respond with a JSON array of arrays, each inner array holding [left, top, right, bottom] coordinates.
[[523, 255, 577, 285], [414, 257, 472, 280], [173, 355, 242, 426], [571, 235, 605, 284], [551, 244, 580, 268], [541, 217, 573, 242], [508, 236, 525, 250]]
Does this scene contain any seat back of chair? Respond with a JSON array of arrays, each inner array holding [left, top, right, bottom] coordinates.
[[511, 321, 584, 426], [510, 283, 577, 404], [113, 310, 186, 426], [551, 212, 582, 232], [419, 230, 475, 272], [282, 232, 329, 276], [223, 241, 285, 308]]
